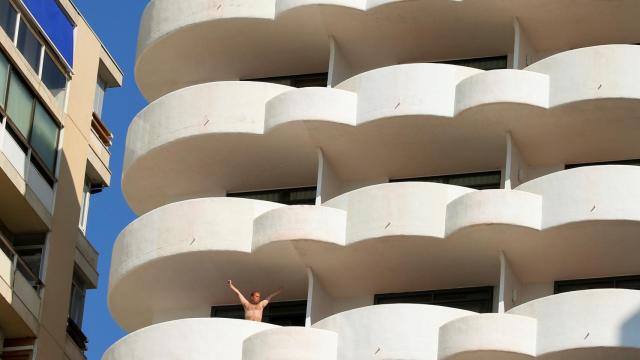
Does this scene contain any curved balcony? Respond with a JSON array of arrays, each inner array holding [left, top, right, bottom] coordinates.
[[508, 289, 640, 359], [102, 318, 277, 360], [313, 304, 474, 359], [124, 46, 640, 215], [111, 171, 640, 330], [108, 197, 310, 332], [136, 0, 640, 100], [242, 327, 338, 360], [438, 314, 537, 360]]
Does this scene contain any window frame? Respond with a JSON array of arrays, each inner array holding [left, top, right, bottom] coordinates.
[[211, 300, 308, 326], [0, 0, 70, 105], [565, 159, 640, 169], [227, 186, 317, 205], [374, 286, 495, 313], [390, 170, 502, 190], [0, 54, 61, 185], [554, 275, 640, 294]]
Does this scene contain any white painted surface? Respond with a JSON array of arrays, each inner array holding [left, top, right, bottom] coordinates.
[[445, 190, 541, 237], [508, 289, 640, 357], [27, 163, 54, 214], [2, 132, 27, 178], [102, 318, 276, 360], [517, 165, 640, 228], [454, 69, 549, 115], [324, 182, 474, 243], [243, 327, 338, 360], [314, 304, 474, 360], [438, 314, 537, 360]]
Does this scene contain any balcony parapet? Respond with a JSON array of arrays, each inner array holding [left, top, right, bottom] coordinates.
[[103, 290, 640, 359], [136, 0, 640, 100], [124, 46, 640, 215], [110, 167, 640, 331]]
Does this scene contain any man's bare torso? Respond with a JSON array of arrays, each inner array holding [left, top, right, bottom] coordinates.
[[243, 301, 268, 321]]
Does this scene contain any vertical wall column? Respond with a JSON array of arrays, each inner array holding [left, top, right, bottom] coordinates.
[[498, 252, 522, 313], [315, 149, 344, 205], [513, 18, 537, 69], [328, 37, 354, 88], [305, 268, 336, 327], [504, 133, 529, 190], [0, 327, 4, 353]]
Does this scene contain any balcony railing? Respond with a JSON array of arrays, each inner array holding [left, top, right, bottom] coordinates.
[[67, 317, 88, 352], [91, 112, 113, 148], [0, 231, 44, 292]]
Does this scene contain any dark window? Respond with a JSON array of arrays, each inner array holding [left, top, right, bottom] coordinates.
[[211, 300, 307, 326], [0, 0, 17, 41], [41, 51, 67, 105], [248, 73, 328, 88], [228, 187, 317, 205], [16, 20, 42, 72], [566, 159, 640, 169], [1, 48, 61, 177], [374, 286, 494, 313], [67, 268, 89, 351], [391, 171, 501, 190], [438, 56, 508, 71], [555, 275, 640, 294]]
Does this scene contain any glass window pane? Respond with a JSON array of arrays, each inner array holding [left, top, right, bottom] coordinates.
[[0, 50, 10, 108], [42, 52, 66, 107], [0, 0, 17, 39], [30, 102, 59, 171], [17, 20, 42, 72], [7, 71, 34, 138], [93, 79, 105, 117]]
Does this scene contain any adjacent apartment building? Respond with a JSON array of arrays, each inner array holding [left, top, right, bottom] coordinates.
[[105, 0, 640, 359], [0, 0, 122, 359]]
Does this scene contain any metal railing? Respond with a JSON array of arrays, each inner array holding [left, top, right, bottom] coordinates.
[[0, 232, 44, 293]]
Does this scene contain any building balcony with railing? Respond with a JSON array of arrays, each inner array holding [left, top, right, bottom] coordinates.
[[105, 0, 640, 359]]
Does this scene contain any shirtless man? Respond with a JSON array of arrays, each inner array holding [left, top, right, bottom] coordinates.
[[227, 280, 282, 322]]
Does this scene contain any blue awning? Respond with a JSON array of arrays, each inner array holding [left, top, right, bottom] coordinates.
[[22, 0, 74, 67]]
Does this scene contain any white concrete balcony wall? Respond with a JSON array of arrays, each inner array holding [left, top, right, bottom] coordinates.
[[314, 304, 473, 360], [103, 319, 277, 360], [438, 314, 537, 360], [508, 289, 640, 359], [242, 327, 338, 360]]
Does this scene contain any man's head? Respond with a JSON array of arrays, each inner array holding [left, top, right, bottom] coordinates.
[[250, 291, 261, 304]]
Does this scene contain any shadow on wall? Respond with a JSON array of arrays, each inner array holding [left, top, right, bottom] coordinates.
[[621, 305, 640, 348]]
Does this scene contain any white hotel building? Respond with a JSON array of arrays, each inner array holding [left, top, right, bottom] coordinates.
[[104, 1, 640, 359]]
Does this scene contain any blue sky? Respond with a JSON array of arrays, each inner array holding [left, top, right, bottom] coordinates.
[[72, 1, 148, 358]]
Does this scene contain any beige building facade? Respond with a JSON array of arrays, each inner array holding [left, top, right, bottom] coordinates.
[[0, 0, 122, 359], [106, 1, 639, 359]]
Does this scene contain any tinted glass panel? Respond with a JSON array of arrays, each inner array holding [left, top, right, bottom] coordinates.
[[7, 72, 34, 138], [0, 50, 9, 107], [41, 51, 66, 106], [30, 102, 58, 171], [17, 21, 42, 72], [228, 187, 317, 205], [375, 286, 494, 313], [441, 56, 508, 70], [211, 300, 307, 326], [22, 0, 74, 66], [0, 0, 17, 40], [93, 79, 105, 116], [555, 275, 640, 294], [248, 73, 328, 88], [566, 159, 640, 169], [391, 171, 501, 190]]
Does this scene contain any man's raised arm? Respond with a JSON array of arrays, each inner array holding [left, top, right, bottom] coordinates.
[[227, 280, 249, 305], [262, 287, 283, 306]]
